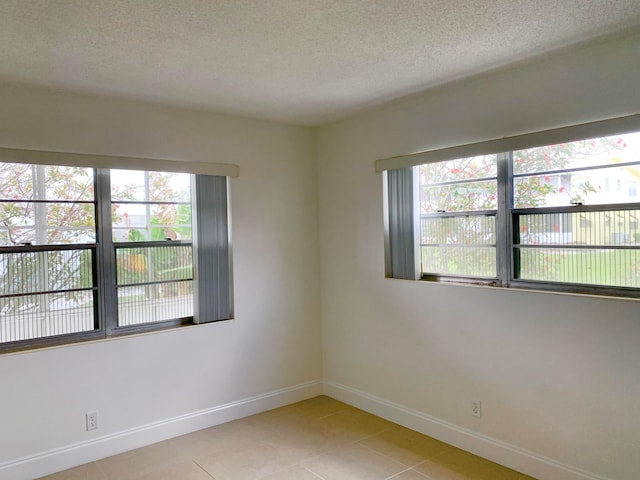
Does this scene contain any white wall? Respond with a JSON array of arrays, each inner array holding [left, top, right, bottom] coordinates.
[[0, 84, 322, 478], [317, 32, 640, 480]]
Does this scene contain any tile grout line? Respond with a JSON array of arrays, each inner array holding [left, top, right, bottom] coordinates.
[[356, 438, 421, 469], [383, 466, 414, 479], [303, 465, 327, 479], [192, 458, 217, 479], [315, 406, 353, 420]]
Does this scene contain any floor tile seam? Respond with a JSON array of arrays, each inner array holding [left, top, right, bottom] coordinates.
[[382, 466, 414, 479], [410, 468, 434, 479], [408, 468, 435, 479], [412, 457, 431, 472], [254, 460, 325, 480], [348, 423, 396, 444], [356, 438, 424, 469], [191, 458, 218, 479], [314, 407, 353, 419], [396, 466, 438, 480], [299, 442, 408, 480], [303, 465, 327, 479], [267, 450, 317, 477], [301, 462, 338, 480], [353, 440, 418, 472]]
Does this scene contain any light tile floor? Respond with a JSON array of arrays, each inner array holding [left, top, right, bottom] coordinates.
[[39, 396, 536, 480]]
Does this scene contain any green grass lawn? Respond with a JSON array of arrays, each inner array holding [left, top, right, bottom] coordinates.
[[519, 248, 640, 288]]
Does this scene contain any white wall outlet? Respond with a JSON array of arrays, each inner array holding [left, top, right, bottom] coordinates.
[[86, 411, 98, 431], [471, 399, 482, 418]]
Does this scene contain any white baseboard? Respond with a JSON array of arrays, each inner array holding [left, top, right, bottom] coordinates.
[[0, 380, 323, 480], [323, 380, 609, 480]]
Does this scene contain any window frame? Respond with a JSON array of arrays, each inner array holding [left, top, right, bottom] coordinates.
[[508, 202, 640, 298], [0, 162, 233, 353], [105, 169, 196, 335], [383, 116, 640, 299]]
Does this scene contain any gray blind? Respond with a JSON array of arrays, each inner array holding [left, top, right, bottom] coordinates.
[[386, 168, 416, 280], [192, 175, 233, 323]]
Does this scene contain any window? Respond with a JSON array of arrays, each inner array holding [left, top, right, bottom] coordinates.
[[0, 159, 232, 352], [0, 164, 97, 342], [111, 170, 194, 326], [419, 155, 497, 278], [384, 118, 640, 298]]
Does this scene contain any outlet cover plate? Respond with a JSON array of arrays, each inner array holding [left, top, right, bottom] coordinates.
[[86, 411, 98, 431]]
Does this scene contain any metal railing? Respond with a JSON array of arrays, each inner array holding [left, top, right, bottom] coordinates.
[[0, 245, 97, 343]]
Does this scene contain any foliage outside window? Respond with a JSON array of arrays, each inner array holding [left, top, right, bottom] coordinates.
[[419, 154, 497, 278], [0, 164, 97, 343], [111, 170, 194, 327], [415, 130, 640, 296]]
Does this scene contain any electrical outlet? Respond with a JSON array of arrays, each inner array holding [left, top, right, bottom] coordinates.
[[86, 411, 98, 431], [471, 399, 482, 418]]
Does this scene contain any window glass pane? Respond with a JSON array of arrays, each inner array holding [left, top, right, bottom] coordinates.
[[420, 215, 496, 277], [421, 180, 497, 212], [419, 156, 497, 213], [420, 155, 497, 183], [518, 211, 640, 246], [0, 249, 95, 343], [111, 170, 146, 201], [0, 228, 33, 247], [0, 202, 95, 245], [147, 171, 191, 202], [0, 163, 94, 202], [514, 165, 640, 208], [421, 246, 496, 278], [513, 132, 640, 175], [43, 166, 94, 201], [0, 292, 95, 342], [0, 249, 93, 293], [516, 210, 640, 287], [112, 203, 192, 242], [517, 212, 573, 244], [111, 170, 192, 243], [115, 244, 193, 327], [0, 163, 32, 200], [110, 170, 191, 203], [0, 202, 34, 245], [513, 132, 640, 207], [421, 216, 496, 245], [0, 249, 93, 297], [518, 247, 640, 288], [117, 282, 193, 326], [115, 245, 192, 285]]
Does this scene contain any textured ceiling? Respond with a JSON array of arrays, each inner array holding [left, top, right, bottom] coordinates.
[[0, 1, 639, 126]]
